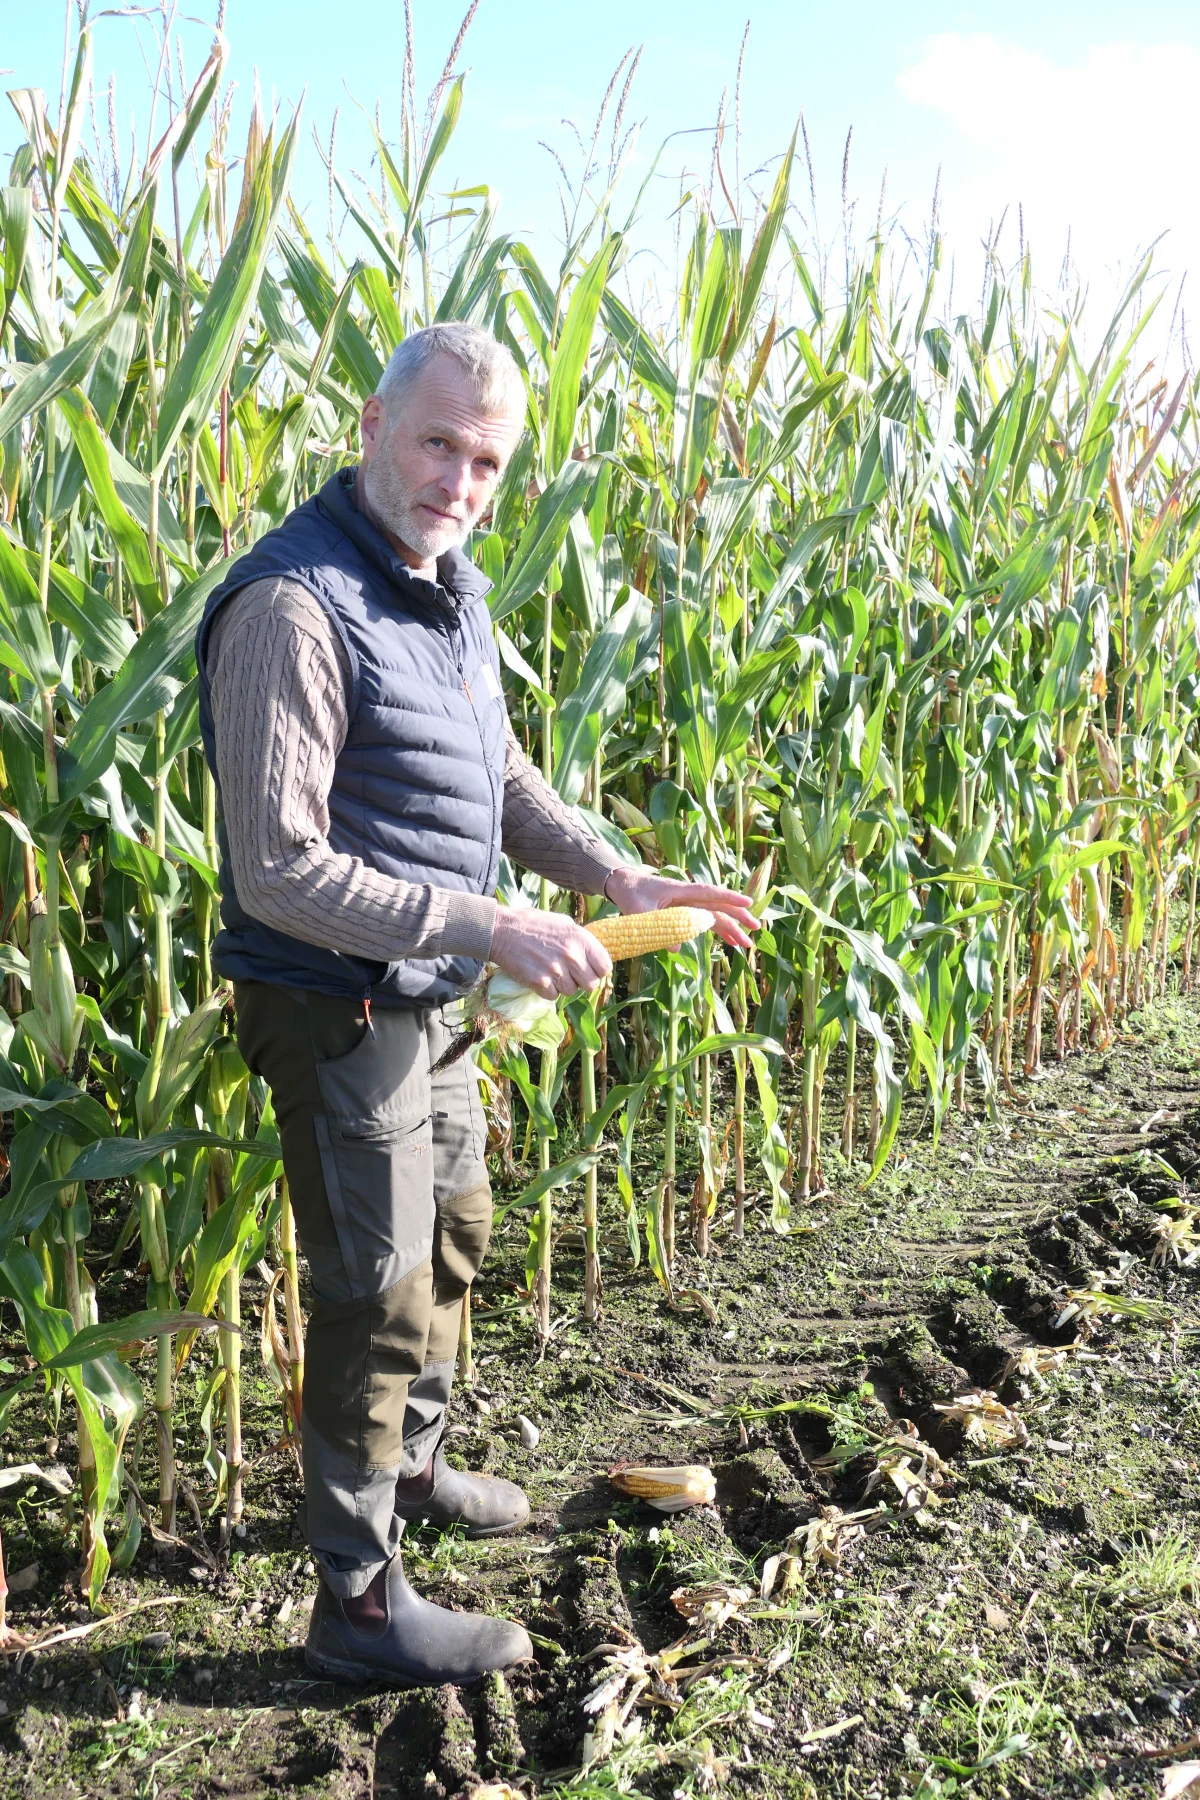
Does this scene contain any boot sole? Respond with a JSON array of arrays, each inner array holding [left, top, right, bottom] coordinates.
[[393, 1512, 530, 1539], [304, 1644, 498, 1689], [305, 1644, 422, 1687], [464, 1516, 530, 1540]]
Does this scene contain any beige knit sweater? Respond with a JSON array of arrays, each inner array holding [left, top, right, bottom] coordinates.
[[205, 575, 622, 965]]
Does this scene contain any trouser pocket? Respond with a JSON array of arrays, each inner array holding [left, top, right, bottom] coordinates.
[[314, 1113, 435, 1300], [311, 1001, 435, 1299]]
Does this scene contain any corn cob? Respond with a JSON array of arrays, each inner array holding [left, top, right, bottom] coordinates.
[[586, 906, 714, 961], [463, 907, 716, 1048], [607, 1462, 717, 1511]]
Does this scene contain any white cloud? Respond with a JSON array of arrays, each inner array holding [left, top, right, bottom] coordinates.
[[897, 34, 1196, 336]]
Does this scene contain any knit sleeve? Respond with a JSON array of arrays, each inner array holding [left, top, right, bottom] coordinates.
[[500, 723, 624, 894], [205, 577, 497, 963]]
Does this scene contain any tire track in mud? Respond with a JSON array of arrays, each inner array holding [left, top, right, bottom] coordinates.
[[427, 1029, 1200, 1794], [4, 1026, 1199, 1798]]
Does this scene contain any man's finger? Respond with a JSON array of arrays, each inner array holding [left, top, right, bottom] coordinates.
[[584, 936, 613, 980], [712, 910, 754, 949], [687, 885, 758, 912], [545, 959, 570, 994], [561, 947, 594, 989]]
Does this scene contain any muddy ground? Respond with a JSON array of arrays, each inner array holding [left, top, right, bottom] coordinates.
[[3, 992, 1200, 1800]]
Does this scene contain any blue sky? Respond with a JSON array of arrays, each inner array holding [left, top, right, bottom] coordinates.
[[5, 2, 1197, 344]]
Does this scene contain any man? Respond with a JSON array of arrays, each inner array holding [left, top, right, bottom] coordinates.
[[196, 322, 755, 1688]]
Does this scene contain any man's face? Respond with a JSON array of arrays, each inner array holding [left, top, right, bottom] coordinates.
[[359, 356, 522, 568]]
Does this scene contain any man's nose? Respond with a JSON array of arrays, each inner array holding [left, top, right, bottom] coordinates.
[[438, 458, 473, 504]]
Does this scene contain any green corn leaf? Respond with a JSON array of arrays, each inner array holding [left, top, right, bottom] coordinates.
[[0, 185, 32, 338], [154, 109, 300, 470], [0, 1128, 280, 1263], [715, 639, 803, 762], [103, 435, 191, 568], [0, 1245, 132, 1606], [545, 235, 618, 477], [53, 556, 239, 814], [0, 1375, 36, 1432], [45, 1309, 238, 1371], [40, 550, 136, 670], [136, 988, 229, 1137], [408, 76, 464, 223], [664, 599, 717, 794], [0, 525, 60, 687], [355, 261, 405, 352], [278, 232, 383, 401], [436, 216, 513, 327], [553, 589, 652, 803], [731, 128, 794, 361], [52, 21, 93, 208], [496, 624, 553, 708], [690, 226, 738, 367], [494, 1149, 606, 1225], [182, 1167, 280, 1331], [171, 34, 227, 171], [57, 387, 158, 612], [747, 1046, 790, 1226], [601, 291, 676, 408], [746, 509, 865, 657], [107, 827, 181, 906], [491, 455, 603, 625], [0, 308, 118, 443]]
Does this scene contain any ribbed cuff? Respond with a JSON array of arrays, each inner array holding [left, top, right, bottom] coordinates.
[[574, 842, 627, 895], [436, 891, 499, 959]]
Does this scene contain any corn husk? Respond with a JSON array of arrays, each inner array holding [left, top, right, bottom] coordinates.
[[760, 1503, 886, 1598], [464, 968, 566, 1052], [932, 1388, 1029, 1451], [1150, 1209, 1200, 1267], [608, 1462, 716, 1511], [670, 1581, 750, 1630]]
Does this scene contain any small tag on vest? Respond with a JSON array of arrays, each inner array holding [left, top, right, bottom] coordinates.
[[479, 662, 502, 701]]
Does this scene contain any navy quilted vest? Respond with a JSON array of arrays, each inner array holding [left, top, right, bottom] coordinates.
[[195, 467, 506, 1008]]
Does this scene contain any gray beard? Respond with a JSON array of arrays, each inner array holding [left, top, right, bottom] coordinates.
[[362, 454, 473, 562]]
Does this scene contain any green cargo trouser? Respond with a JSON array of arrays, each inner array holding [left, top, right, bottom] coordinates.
[[234, 981, 492, 1598]]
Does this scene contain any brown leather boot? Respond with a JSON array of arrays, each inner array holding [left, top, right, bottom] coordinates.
[[393, 1444, 530, 1538], [305, 1551, 532, 1686]]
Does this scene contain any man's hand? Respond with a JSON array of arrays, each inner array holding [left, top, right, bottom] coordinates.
[[603, 866, 759, 951], [490, 906, 613, 1000]]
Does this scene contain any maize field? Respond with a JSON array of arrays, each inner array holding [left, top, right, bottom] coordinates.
[[2, 12, 1200, 1795]]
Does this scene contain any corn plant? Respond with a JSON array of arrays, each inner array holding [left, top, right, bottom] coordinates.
[[0, 3, 1198, 1602]]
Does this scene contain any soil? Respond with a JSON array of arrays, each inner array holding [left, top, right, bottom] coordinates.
[[3, 992, 1200, 1799]]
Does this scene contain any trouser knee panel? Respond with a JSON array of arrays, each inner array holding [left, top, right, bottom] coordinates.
[[426, 1181, 492, 1365], [302, 1258, 433, 1468]]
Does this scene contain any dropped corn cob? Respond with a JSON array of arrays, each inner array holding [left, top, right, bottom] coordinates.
[[607, 1462, 716, 1511], [585, 906, 715, 960]]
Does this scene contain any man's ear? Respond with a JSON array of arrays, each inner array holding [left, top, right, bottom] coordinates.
[[361, 396, 385, 461]]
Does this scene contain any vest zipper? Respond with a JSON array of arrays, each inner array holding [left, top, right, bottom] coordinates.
[[363, 989, 376, 1037], [450, 625, 472, 702]]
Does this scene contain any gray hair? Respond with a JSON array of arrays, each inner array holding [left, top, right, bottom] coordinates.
[[375, 323, 525, 424]]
